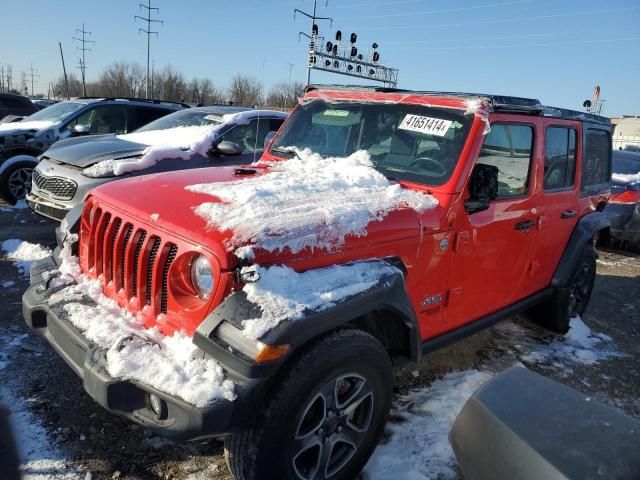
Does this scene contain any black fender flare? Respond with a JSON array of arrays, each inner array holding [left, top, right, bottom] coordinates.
[[551, 211, 609, 287], [193, 267, 420, 381]]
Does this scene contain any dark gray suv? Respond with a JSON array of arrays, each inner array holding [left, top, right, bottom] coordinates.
[[0, 97, 187, 203]]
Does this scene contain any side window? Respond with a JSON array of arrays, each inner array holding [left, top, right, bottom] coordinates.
[[581, 128, 611, 194], [129, 106, 171, 131], [68, 105, 128, 134], [222, 119, 278, 154], [478, 123, 534, 198], [544, 126, 577, 191]]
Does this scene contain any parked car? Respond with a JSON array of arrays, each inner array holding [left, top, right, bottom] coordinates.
[[23, 86, 612, 480], [0, 92, 38, 122], [31, 98, 59, 110], [0, 97, 188, 203], [27, 107, 287, 220], [604, 150, 640, 245]]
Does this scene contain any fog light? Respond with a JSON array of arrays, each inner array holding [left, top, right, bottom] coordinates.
[[148, 393, 164, 418]]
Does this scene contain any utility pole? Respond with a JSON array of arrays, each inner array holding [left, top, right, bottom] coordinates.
[[295, 0, 333, 86], [6, 65, 12, 92], [27, 64, 39, 96], [135, 0, 163, 99], [73, 23, 94, 96], [59, 42, 70, 99], [0, 66, 4, 92]]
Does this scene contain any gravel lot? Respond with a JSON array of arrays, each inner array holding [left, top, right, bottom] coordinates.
[[1, 202, 638, 480]]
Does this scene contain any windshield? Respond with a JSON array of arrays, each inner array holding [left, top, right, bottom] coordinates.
[[270, 100, 473, 186], [25, 101, 85, 122], [136, 109, 225, 132], [613, 152, 640, 175]]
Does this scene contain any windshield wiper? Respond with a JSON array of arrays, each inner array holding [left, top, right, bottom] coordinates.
[[270, 147, 301, 160]]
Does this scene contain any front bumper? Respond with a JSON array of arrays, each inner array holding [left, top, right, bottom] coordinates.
[[603, 203, 640, 244], [22, 257, 235, 441], [26, 192, 70, 221]]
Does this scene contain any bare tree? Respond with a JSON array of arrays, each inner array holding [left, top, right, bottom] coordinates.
[[229, 74, 263, 107], [52, 72, 83, 98], [266, 81, 305, 109], [153, 65, 188, 103]]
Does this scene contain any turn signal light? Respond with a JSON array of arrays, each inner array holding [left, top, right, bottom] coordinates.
[[255, 344, 290, 364]]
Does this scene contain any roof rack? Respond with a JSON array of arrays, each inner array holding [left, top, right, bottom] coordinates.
[[305, 84, 610, 126], [75, 97, 191, 109]]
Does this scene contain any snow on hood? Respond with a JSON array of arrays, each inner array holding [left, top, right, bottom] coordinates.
[[44, 240, 236, 407], [612, 171, 640, 183], [240, 261, 401, 339], [0, 120, 54, 133], [187, 149, 438, 258], [84, 124, 222, 177]]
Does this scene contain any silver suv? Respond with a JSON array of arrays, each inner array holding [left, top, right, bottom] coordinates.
[[27, 106, 287, 220]]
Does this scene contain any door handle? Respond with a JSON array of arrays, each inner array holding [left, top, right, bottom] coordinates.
[[561, 209, 577, 219], [515, 220, 536, 231]]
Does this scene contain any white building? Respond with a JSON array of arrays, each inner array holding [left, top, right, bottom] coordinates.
[[613, 116, 640, 150]]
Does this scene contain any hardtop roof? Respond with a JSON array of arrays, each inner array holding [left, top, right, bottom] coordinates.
[[305, 84, 610, 127]]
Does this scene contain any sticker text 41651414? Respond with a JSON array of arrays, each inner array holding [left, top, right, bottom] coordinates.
[[398, 114, 452, 137]]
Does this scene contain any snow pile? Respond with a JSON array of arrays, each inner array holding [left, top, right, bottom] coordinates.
[[187, 149, 437, 257], [45, 247, 235, 407], [1, 239, 51, 277], [0, 120, 53, 132], [240, 261, 400, 339], [366, 370, 492, 480], [521, 316, 618, 366], [84, 124, 221, 177], [612, 171, 640, 183]]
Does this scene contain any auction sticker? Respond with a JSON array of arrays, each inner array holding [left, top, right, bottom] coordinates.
[[399, 114, 452, 136]]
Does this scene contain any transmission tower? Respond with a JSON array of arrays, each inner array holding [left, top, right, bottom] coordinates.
[[73, 23, 95, 96], [27, 64, 40, 96], [295, 0, 333, 85], [135, 0, 163, 99]]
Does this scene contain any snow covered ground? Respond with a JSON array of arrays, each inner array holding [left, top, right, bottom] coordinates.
[[1, 239, 51, 277]]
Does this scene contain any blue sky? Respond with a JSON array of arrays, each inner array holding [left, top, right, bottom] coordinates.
[[1, 0, 638, 115]]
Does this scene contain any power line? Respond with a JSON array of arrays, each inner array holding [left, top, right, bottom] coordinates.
[[73, 23, 95, 96], [382, 29, 592, 46], [135, 0, 163, 99], [27, 64, 39, 96], [358, 5, 639, 31]]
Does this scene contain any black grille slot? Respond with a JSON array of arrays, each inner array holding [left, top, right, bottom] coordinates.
[[132, 231, 147, 297], [161, 245, 178, 314], [146, 238, 161, 305], [109, 219, 122, 280], [32, 169, 77, 200], [120, 225, 133, 288]]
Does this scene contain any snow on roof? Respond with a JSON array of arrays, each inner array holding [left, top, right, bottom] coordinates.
[[46, 244, 235, 407], [187, 149, 438, 258], [612, 171, 640, 183], [222, 109, 288, 125], [240, 260, 401, 340]]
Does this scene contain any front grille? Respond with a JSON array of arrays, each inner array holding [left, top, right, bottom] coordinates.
[[84, 206, 178, 317], [32, 169, 77, 200]]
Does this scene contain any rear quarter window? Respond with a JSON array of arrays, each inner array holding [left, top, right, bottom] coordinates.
[[581, 128, 612, 195]]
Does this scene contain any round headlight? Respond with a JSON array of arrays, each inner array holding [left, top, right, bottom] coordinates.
[[190, 255, 214, 300]]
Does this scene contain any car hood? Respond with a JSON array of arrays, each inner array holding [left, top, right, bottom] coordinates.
[[91, 166, 435, 271], [45, 134, 147, 168]]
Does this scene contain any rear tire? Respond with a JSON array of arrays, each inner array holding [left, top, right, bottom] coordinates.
[[529, 244, 597, 333], [0, 161, 35, 204], [224, 329, 393, 480]]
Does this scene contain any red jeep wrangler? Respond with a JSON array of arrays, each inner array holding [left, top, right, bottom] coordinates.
[[23, 86, 612, 480]]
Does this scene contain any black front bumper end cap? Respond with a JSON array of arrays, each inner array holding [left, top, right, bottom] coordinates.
[[22, 263, 235, 442]]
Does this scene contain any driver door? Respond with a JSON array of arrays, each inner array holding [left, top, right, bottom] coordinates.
[[442, 119, 541, 331]]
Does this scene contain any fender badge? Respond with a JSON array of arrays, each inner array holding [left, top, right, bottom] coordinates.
[[439, 238, 448, 251]]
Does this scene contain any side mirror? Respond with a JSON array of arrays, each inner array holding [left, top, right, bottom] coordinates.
[[216, 140, 242, 156], [465, 163, 499, 214], [263, 131, 276, 149], [71, 124, 90, 136]]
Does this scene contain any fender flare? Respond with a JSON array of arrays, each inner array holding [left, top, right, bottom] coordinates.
[[551, 211, 609, 287], [0, 154, 39, 176], [193, 268, 420, 381]]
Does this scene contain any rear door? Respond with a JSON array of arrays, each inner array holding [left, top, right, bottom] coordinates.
[[443, 118, 540, 330], [527, 121, 581, 293]]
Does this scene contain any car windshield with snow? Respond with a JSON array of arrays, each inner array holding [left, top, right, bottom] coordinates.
[[26, 106, 288, 221], [0, 97, 186, 204], [22, 85, 613, 480]]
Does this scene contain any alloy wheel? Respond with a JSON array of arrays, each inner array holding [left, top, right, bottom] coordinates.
[[568, 259, 595, 316], [7, 167, 33, 199], [291, 373, 374, 480]]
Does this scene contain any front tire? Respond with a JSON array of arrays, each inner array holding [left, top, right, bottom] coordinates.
[[0, 161, 35, 204], [225, 329, 393, 480]]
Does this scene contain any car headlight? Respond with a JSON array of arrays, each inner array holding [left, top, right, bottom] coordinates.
[[190, 255, 214, 300]]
